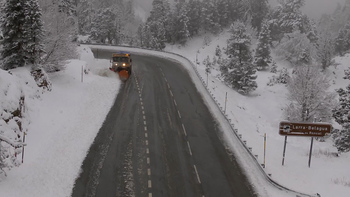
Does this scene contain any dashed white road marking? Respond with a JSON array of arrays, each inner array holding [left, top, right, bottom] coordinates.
[[147, 157, 150, 164], [142, 106, 144, 110], [145, 133, 148, 138], [142, 111, 145, 115], [170, 90, 173, 97], [141, 101, 143, 106], [148, 180, 152, 188], [144, 121, 147, 126], [167, 83, 170, 89], [144, 126, 148, 131], [174, 100, 177, 106], [143, 115, 146, 120], [140, 97, 143, 102], [149, 193, 152, 197], [146, 148, 149, 154], [182, 124, 187, 136], [177, 110, 181, 119], [146, 140, 149, 146], [187, 141, 193, 156], [193, 165, 201, 184], [148, 168, 151, 176]]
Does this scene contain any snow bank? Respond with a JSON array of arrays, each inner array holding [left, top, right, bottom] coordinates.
[[0, 46, 121, 197]]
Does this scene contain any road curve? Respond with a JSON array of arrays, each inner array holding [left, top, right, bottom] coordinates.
[[71, 48, 257, 197]]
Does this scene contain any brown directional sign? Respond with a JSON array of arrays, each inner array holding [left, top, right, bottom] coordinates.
[[279, 121, 332, 137]]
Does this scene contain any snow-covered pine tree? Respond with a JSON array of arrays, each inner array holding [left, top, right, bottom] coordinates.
[[249, 0, 269, 33], [284, 65, 335, 122], [254, 21, 272, 71], [268, 0, 311, 43], [25, 0, 45, 68], [201, 0, 220, 34], [145, 0, 170, 49], [58, 0, 76, 16], [1, 0, 27, 70], [215, 0, 230, 28], [223, 22, 257, 94], [332, 85, 350, 152], [90, 8, 116, 44], [187, 0, 201, 37], [172, 1, 190, 45]]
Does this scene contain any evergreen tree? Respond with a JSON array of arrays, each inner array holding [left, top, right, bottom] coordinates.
[[145, 0, 170, 49], [1, 0, 27, 69], [223, 22, 257, 94], [172, 1, 190, 45], [90, 8, 117, 44], [254, 21, 272, 70], [249, 0, 269, 32], [58, 0, 76, 16], [25, 0, 45, 68], [268, 0, 311, 43], [201, 0, 220, 34], [333, 83, 350, 152], [215, 0, 230, 28], [187, 0, 201, 37]]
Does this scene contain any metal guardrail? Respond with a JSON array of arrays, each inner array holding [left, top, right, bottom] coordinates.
[[83, 43, 318, 197]]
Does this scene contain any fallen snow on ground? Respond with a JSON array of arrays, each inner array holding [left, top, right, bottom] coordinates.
[[0, 39, 349, 197], [0, 46, 121, 197]]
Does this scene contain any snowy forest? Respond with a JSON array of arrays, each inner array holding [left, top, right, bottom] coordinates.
[[1, 0, 350, 174]]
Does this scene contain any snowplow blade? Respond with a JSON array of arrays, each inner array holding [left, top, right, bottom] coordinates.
[[118, 70, 130, 81]]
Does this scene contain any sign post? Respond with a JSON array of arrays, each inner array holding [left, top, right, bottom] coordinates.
[[282, 136, 287, 166], [308, 137, 314, 168], [279, 121, 332, 167]]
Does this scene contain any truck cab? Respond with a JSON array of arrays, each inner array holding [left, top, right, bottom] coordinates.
[[110, 52, 132, 74]]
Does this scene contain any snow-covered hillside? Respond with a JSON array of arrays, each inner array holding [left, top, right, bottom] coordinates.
[[166, 32, 350, 197]]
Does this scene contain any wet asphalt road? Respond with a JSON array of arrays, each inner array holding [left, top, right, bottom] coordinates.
[[71, 48, 256, 197]]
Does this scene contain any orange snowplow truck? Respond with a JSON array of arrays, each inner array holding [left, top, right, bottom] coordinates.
[[109, 52, 132, 80]]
